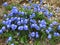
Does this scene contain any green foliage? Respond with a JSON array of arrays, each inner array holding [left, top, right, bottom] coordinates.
[[35, 12, 46, 20], [5, 5, 12, 10], [0, 22, 5, 29], [3, 11, 8, 14], [41, 31, 47, 40]]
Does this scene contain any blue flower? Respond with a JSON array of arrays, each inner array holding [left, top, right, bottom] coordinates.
[[7, 25, 11, 29], [2, 20, 6, 24], [47, 16, 51, 19], [2, 2, 8, 7], [36, 32, 39, 38], [12, 6, 17, 9], [24, 19, 28, 24], [18, 11, 22, 15], [28, 0, 32, 3], [30, 32, 35, 37], [31, 24, 35, 28], [8, 12, 13, 16], [29, 15, 33, 19], [27, 6, 31, 10], [11, 6, 18, 14], [24, 25, 28, 30], [6, 18, 9, 21], [40, 20, 46, 25], [11, 24, 17, 30], [35, 25, 40, 30], [1, 26, 6, 31], [14, 17, 17, 20], [17, 17, 20, 21], [57, 25, 60, 30], [48, 34, 52, 39], [46, 27, 52, 34], [17, 21, 21, 25], [37, 5, 40, 8], [38, 20, 41, 23], [33, 8, 37, 12], [20, 18, 24, 20], [42, 25, 46, 28], [54, 32, 60, 36], [29, 13, 35, 18], [32, 4, 38, 8], [23, 5, 27, 9], [30, 13, 35, 18], [46, 30, 50, 34], [20, 19, 24, 24], [48, 27, 52, 32], [39, 20, 46, 28], [40, 7, 45, 12], [4, 14, 7, 18], [38, 8, 41, 12], [39, 24, 43, 27], [40, 0, 43, 5], [11, 43, 14, 45], [5, 20, 11, 25], [7, 36, 12, 42], [8, 20, 12, 23], [52, 21, 58, 25], [39, 24, 46, 28], [32, 13, 35, 17], [49, 12, 53, 17], [30, 19, 36, 23], [0, 30, 3, 34], [31, 23, 40, 30], [30, 13, 35, 19], [18, 26, 23, 30], [49, 24, 53, 27], [11, 17, 15, 21], [44, 10, 49, 16], [21, 12, 25, 15]]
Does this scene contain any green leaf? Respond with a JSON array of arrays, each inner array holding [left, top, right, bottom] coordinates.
[[20, 37, 25, 43], [0, 22, 5, 29], [5, 5, 12, 10], [49, 40, 56, 45], [14, 41, 19, 45], [3, 11, 7, 14], [35, 12, 46, 20], [37, 41, 41, 45], [41, 31, 47, 40]]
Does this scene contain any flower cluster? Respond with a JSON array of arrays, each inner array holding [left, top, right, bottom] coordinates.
[[0, 0, 60, 45]]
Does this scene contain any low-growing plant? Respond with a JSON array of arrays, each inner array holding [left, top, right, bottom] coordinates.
[[0, 0, 60, 45]]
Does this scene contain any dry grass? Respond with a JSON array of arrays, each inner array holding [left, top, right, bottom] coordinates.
[[0, 0, 60, 7], [46, 0, 60, 7]]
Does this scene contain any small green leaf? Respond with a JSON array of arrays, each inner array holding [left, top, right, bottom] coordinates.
[[20, 37, 25, 43], [5, 5, 12, 10]]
